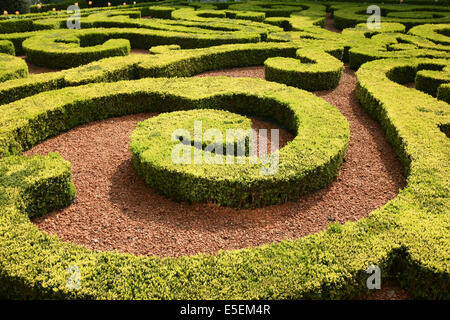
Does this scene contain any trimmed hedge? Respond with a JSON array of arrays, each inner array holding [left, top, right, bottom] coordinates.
[[226, 10, 266, 22], [348, 33, 450, 70], [0, 0, 31, 14], [23, 31, 131, 69], [332, 4, 450, 30], [0, 53, 28, 82], [19, 25, 266, 69], [408, 24, 450, 45], [0, 42, 301, 105], [0, 58, 447, 298], [264, 48, 343, 91], [0, 1, 448, 299], [351, 22, 406, 36], [146, 6, 177, 19], [0, 76, 349, 207], [148, 44, 180, 54], [437, 82, 450, 103], [355, 58, 449, 298], [0, 39, 14, 55], [415, 66, 450, 97]]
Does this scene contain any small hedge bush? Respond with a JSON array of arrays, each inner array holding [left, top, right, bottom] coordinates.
[[332, 4, 450, 30], [437, 82, 450, 103]]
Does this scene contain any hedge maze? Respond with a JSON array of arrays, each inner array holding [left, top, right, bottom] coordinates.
[[0, 0, 448, 300]]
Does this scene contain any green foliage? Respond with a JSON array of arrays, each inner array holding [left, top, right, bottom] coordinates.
[[409, 24, 450, 45], [23, 30, 131, 69], [0, 42, 301, 105], [0, 0, 448, 300], [146, 6, 177, 19], [0, 77, 349, 207], [437, 82, 450, 103], [264, 48, 343, 91], [415, 66, 450, 97], [355, 58, 449, 298], [332, 4, 450, 30], [0, 53, 28, 82], [148, 44, 180, 54]]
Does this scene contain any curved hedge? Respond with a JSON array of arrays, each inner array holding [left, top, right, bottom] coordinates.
[[415, 66, 450, 97], [0, 59, 447, 298], [0, 42, 302, 105], [129, 87, 348, 207], [0, 0, 448, 300], [265, 48, 343, 91], [348, 33, 449, 70], [0, 40, 14, 55], [408, 24, 450, 45], [0, 76, 349, 207], [437, 82, 450, 103], [19, 25, 264, 69], [0, 53, 28, 82], [22, 30, 131, 69], [332, 4, 450, 30]]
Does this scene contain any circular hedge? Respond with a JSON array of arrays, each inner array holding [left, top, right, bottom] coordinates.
[[129, 93, 348, 207]]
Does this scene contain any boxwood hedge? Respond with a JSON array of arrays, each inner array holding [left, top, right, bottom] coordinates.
[[0, 59, 448, 298], [332, 3, 450, 30], [128, 82, 348, 207], [0, 40, 14, 55], [264, 48, 343, 91], [0, 0, 448, 300], [0, 53, 28, 83]]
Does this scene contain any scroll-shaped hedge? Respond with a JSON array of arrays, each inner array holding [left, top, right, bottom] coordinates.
[[332, 4, 450, 30], [0, 59, 448, 299], [0, 42, 301, 106], [264, 48, 343, 91], [17, 25, 265, 69], [348, 33, 450, 69], [0, 76, 349, 207], [0, 53, 27, 82], [415, 66, 450, 97]]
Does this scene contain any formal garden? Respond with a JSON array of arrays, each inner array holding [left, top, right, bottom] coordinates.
[[0, 0, 448, 300]]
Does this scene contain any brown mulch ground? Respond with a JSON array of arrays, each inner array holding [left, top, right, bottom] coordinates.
[[26, 65, 405, 259]]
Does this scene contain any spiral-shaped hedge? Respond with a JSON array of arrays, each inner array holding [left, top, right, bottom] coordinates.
[[0, 0, 448, 299]]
